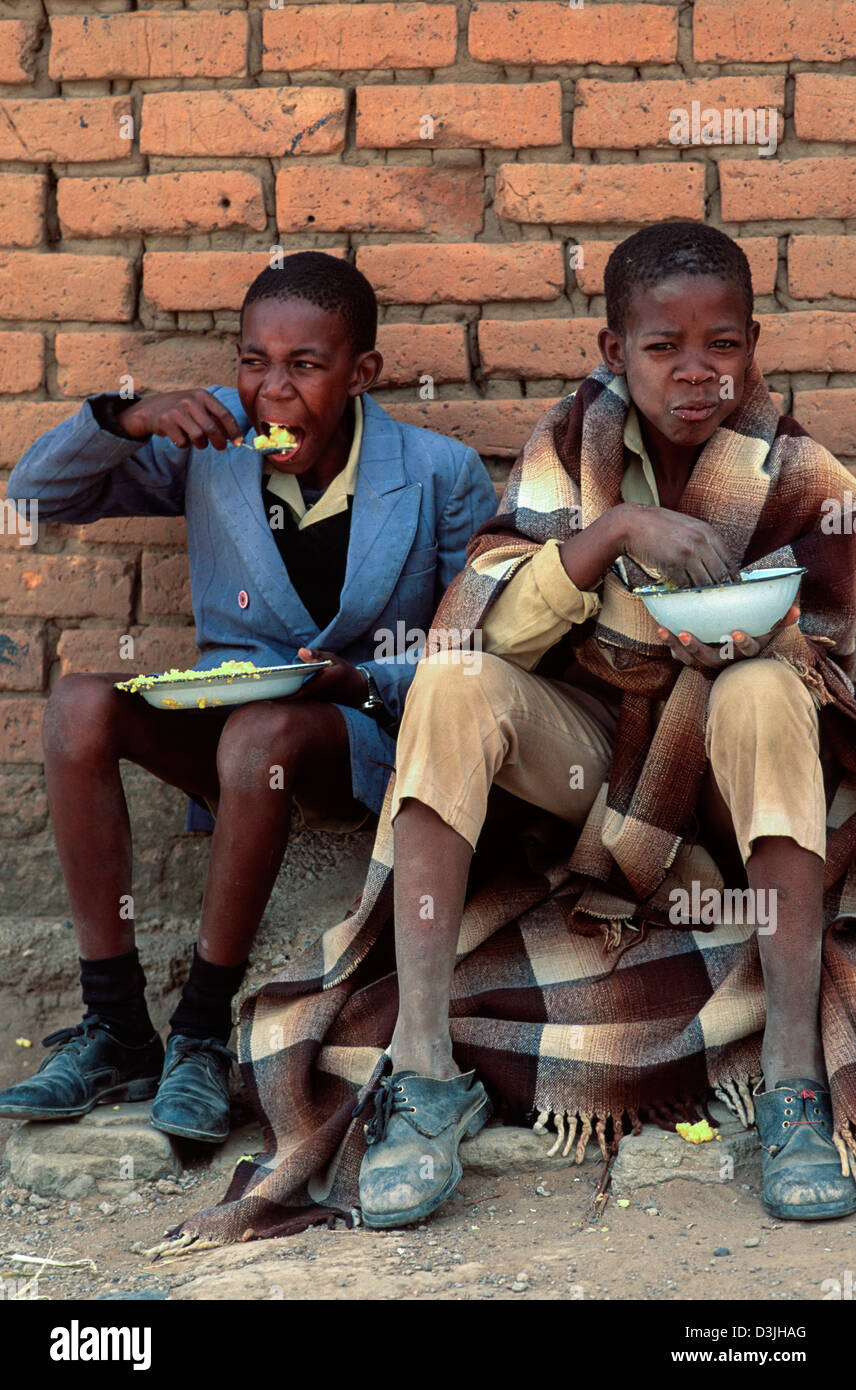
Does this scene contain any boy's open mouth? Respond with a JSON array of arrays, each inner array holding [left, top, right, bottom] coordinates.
[[256, 420, 305, 461]]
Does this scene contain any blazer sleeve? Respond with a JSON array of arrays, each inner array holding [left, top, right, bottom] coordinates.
[[6, 394, 191, 523]]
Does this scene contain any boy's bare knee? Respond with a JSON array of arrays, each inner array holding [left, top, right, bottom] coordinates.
[[216, 700, 305, 791], [43, 673, 119, 759]]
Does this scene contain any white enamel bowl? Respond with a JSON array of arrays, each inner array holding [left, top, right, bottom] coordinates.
[[634, 567, 806, 645], [117, 661, 331, 710]]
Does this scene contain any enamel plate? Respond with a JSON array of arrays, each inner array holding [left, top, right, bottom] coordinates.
[[115, 661, 332, 710]]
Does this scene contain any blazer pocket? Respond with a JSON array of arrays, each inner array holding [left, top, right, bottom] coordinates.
[[398, 541, 439, 579]]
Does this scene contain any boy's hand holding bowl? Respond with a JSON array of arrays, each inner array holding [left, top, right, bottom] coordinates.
[[618, 504, 804, 670]]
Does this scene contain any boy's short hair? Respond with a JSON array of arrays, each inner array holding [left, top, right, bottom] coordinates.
[[604, 221, 754, 337], [241, 251, 378, 355]]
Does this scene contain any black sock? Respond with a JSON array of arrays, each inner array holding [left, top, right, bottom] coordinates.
[[80, 948, 155, 1047], [168, 947, 247, 1044]]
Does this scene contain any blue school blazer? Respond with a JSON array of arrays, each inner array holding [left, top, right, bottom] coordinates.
[[8, 389, 497, 813]]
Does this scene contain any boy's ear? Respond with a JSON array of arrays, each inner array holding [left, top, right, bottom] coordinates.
[[598, 326, 626, 375], [744, 318, 761, 367], [349, 349, 383, 395]]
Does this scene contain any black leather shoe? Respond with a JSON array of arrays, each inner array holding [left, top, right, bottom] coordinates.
[[354, 1068, 492, 1229], [0, 1017, 164, 1121], [149, 1034, 235, 1143], [755, 1076, 856, 1221]]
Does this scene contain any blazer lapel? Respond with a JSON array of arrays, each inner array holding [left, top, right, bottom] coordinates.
[[222, 438, 319, 649], [315, 395, 422, 650]]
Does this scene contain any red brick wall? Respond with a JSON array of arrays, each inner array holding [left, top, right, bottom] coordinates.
[[1, 0, 855, 813]]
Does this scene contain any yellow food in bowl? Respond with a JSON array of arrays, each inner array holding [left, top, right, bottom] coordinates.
[[253, 425, 297, 451]]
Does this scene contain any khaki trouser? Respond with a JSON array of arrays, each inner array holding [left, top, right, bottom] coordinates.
[[390, 650, 827, 865]]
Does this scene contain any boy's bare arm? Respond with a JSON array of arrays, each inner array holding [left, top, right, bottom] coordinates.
[[558, 502, 740, 592]]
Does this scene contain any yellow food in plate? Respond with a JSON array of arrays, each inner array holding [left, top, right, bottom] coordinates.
[[253, 424, 297, 451], [115, 660, 260, 694]]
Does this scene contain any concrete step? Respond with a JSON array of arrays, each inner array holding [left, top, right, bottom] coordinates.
[[3, 1098, 757, 1201]]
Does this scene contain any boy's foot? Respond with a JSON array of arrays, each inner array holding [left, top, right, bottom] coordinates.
[[149, 1034, 235, 1143], [754, 1077, 856, 1221], [0, 1018, 164, 1120], [354, 1068, 492, 1229]]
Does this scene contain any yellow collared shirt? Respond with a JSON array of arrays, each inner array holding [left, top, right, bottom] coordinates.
[[261, 395, 364, 531], [480, 400, 660, 668]]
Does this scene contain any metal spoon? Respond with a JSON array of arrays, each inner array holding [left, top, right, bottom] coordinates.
[[231, 438, 299, 456]]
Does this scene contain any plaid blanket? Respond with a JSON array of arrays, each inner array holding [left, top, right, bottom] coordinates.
[[179, 364, 856, 1245]]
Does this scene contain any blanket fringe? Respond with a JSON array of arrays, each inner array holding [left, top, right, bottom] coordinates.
[[714, 1078, 756, 1128], [769, 652, 835, 710], [537, 1108, 604, 1163], [835, 1123, 856, 1179]]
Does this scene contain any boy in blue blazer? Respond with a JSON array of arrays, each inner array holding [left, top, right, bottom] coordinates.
[[0, 252, 496, 1142]]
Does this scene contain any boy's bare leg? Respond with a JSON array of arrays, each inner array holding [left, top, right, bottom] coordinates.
[[42, 674, 357, 965], [387, 798, 472, 1080], [748, 836, 825, 1085], [700, 769, 826, 1084], [197, 696, 361, 965]]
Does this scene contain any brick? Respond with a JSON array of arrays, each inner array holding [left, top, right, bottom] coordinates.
[[694, 0, 856, 62], [356, 82, 562, 149], [263, 4, 456, 71], [788, 237, 856, 301], [356, 243, 565, 304], [275, 166, 482, 238], [468, 3, 677, 65], [143, 249, 346, 313], [720, 158, 856, 222], [0, 175, 45, 249], [573, 78, 784, 149], [140, 88, 346, 159], [793, 390, 856, 458], [794, 75, 856, 143], [0, 97, 132, 164], [495, 162, 705, 225], [386, 398, 560, 459], [0, 554, 133, 620], [0, 698, 45, 763], [376, 324, 468, 386], [74, 516, 188, 547], [57, 172, 267, 240], [0, 628, 44, 691], [0, 21, 40, 83], [479, 318, 601, 379], [0, 332, 43, 394], [0, 253, 135, 322], [55, 332, 237, 398], [573, 238, 779, 298], [754, 312, 856, 374], [49, 11, 247, 80], [141, 553, 192, 618], [57, 625, 197, 678], [0, 402, 82, 468]]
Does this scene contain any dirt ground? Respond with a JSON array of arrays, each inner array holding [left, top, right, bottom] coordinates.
[[2, 1107, 854, 1303]]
